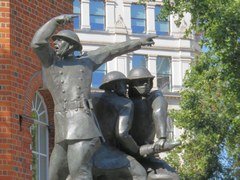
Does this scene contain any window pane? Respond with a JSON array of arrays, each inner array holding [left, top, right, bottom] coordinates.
[[132, 19, 145, 27], [90, 16, 104, 24], [156, 21, 169, 35], [38, 103, 45, 116], [155, 5, 169, 35], [36, 95, 41, 111], [39, 113, 47, 123], [131, 4, 146, 34], [92, 71, 106, 88], [73, 15, 80, 29], [40, 156, 47, 180], [157, 56, 171, 92], [40, 125, 47, 154], [155, 5, 161, 15], [132, 55, 146, 68], [90, 0, 105, 30], [131, 5, 145, 18], [90, 1, 104, 15], [32, 154, 39, 180], [73, 0, 80, 13], [157, 57, 171, 75], [90, 22, 104, 30], [31, 124, 38, 152]]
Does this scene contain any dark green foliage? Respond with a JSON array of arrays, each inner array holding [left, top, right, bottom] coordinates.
[[155, 0, 240, 178]]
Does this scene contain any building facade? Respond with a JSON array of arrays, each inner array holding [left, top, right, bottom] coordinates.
[[0, 0, 199, 179]]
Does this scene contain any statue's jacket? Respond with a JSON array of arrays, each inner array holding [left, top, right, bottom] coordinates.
[[130, 90, 168, 145], [92, 92, 133, 146], [31, 18, 143, 143]]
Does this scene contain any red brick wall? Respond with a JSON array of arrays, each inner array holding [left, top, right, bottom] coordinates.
[[0, 0, 73, 179]]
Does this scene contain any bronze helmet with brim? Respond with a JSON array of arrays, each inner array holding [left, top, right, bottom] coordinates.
[[128, 68, 155, 97], [128, 67, 155, 81], [52, 30, 82, 51], [99, 71, 128, 90]]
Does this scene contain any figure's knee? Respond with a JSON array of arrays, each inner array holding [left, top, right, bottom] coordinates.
[[49, 144, 68, 180], [127, 156, 147, 180], [67, 138, 101, 179]]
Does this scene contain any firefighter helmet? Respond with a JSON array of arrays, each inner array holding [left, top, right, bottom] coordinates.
[[99, 71, 128, 90], [128, 67, 154, 80], [52, 30, 82, 51]]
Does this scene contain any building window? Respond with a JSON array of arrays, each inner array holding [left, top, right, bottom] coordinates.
[[131, 4, 146, 34], [155, 6, 170, 35], [90, 0, 105, 30], [132, 54, 147, 69], [156, 56, 172, 92], [92, 64, 107, 88], [73, 0, 81, 29], [31, 92, 49, 180]]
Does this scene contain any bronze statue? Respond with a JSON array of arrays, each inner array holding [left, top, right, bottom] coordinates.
[[92, 71, 147, 180], [31, 14, 156, 180], [93, 70, 180, 180], [128, 67, 181, 179]]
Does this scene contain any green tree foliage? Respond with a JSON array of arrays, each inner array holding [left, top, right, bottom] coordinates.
[[155, 0, 240, 179]]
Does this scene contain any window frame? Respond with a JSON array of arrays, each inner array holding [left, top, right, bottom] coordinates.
[[156, 56, 172, 92], [31, 92, 49, 180], [155, 5, 170, 36], [131, 4, 146, 34], [131, 54, 148, 69], [90, 0, 106, 31], [73, 0, 81, 30]]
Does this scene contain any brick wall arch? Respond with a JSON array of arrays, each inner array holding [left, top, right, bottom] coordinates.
[[23, 70, 43, 116], [23, 70, 55, 155]]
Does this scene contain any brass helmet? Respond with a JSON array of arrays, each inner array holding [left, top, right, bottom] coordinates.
[[52, 30, 82, 51], [128, 67, 154, 80], [99, 71, 128, 90]]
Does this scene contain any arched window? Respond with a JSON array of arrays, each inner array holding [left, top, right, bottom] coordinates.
[[30, 92, 49, 180]]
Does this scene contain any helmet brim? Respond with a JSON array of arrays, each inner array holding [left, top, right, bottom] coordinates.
[[128, 76, 155, 81], [99, 78, 129, 90], [52, 34, 82, 51]]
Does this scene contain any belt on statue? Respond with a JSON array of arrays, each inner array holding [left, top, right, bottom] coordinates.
[[55, 99, 93, 111]]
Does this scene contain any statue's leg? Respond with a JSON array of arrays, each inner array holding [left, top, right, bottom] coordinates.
[[127, 155, 147, 180], [67, 137, 101, 180], [49, 143, 68, 180]]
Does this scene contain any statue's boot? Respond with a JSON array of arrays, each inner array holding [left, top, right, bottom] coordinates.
[[160, 140, 181, 152]]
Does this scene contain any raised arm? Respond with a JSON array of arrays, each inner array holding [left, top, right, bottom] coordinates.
[[31, 14, 76, 67], [89, 35, 157, 70]]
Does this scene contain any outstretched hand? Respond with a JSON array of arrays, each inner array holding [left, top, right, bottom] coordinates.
[[140, 35, 158, 47], [54, 14, 78, 25]]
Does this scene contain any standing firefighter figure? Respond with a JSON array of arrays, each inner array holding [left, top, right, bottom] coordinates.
[[31, 14, 156, 180]]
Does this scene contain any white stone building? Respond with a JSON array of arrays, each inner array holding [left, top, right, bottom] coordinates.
[[73, 0, 200, 138]]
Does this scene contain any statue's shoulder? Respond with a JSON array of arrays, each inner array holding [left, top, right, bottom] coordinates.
[[76, 52, 89, 60], [149, 90, 163, 100]]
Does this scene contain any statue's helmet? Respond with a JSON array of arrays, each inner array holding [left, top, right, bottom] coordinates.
[[99, 71, 128, 90], [52, 30, 82, 51], [128, 67, 154, 80]]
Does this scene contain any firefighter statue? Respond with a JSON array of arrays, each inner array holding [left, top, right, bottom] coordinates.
[[31, 14, 156, 180]]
